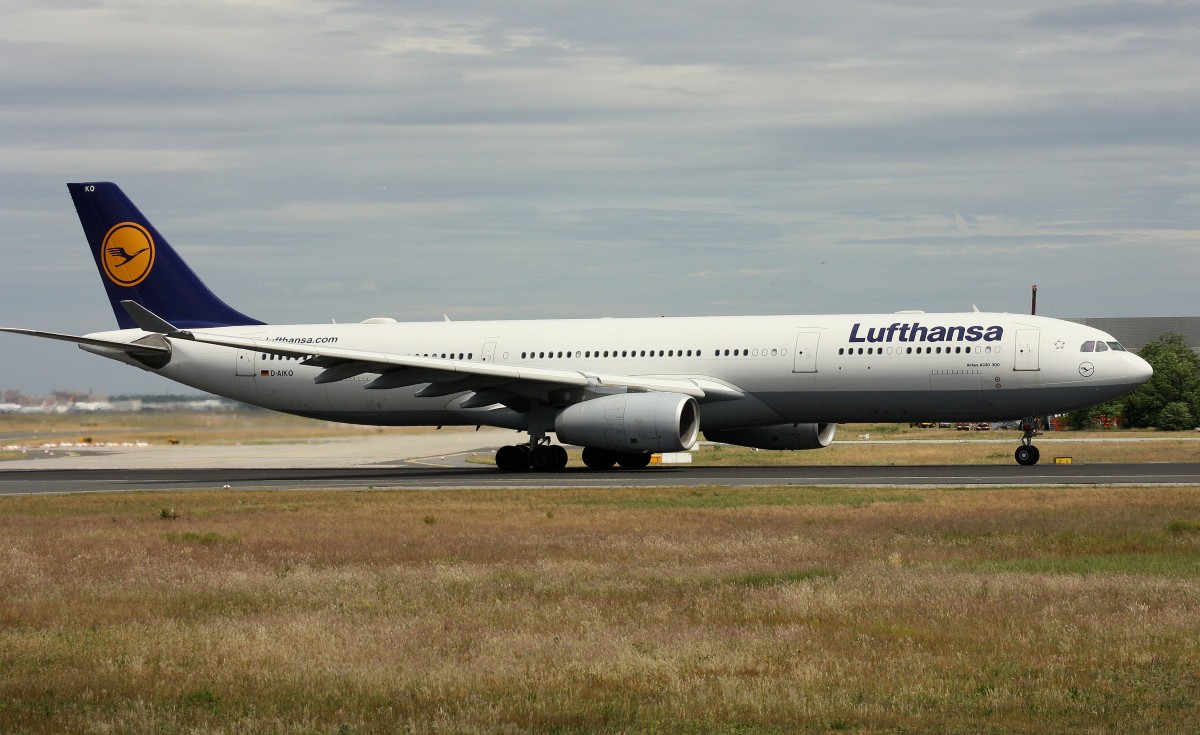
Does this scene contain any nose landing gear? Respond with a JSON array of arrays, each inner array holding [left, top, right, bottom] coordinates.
[[1015, 418, 1042, 466]]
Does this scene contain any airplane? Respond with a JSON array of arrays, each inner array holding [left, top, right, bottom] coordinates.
[[1, 182, 1153, 470]]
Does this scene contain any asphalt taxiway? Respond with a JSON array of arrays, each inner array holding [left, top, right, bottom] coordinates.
[[3, 462, 1199, 495], [2, 433, 1198, 495]]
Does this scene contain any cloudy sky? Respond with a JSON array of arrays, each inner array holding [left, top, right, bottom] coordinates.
[[1, 0, 1197, 395]]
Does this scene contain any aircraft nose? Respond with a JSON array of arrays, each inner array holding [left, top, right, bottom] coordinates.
[[1127, 353, 1153, 385]]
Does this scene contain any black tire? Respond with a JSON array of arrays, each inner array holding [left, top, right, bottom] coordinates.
[[530, 445, 566, 472], [496, 445, 529, 472], [1014, 445, 1039, 466], [617, 452, 652, 469], [581, 447, 617, 470], [550, 445, 569, 471]]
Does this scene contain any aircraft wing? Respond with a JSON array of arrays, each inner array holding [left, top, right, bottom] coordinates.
[[181, 330, 743, 403]]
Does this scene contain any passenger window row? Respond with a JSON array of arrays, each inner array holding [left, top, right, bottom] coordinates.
[[414, 353, 472, 360], [260, 345, 814, 365], [518, 348, 784, 360], [837, 345, 1000, 356], [260, 353, 312, 361], [260, 351, 476, 362]]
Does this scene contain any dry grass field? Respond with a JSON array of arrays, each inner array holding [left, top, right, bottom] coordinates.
[[4, 412, 1198, 465], [689, 436, 1200, 466], [2, 485, 1200, 733], [0, 410, 453, 446]]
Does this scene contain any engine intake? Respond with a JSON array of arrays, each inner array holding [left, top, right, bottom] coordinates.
[[705, 423, 837, 450], [555, 392, 700, 453]]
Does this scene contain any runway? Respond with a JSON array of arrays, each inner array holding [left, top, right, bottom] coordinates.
[[3, 462, 1199, 495], [3, 431, 1199, 494]]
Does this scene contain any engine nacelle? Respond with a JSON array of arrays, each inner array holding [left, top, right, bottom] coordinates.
[[555, 392, 700, 454], [705, 423, 837, 450]]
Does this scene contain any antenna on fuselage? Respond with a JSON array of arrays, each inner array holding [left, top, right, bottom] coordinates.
[[1031, 284, 1038, 315]]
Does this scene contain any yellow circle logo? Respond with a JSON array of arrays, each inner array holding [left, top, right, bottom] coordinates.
[[101, 222, 155, 287]]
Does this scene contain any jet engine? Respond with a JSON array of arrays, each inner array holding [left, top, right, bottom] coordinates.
[[555, 392, 700, 454], [704, 422, 837, 450]]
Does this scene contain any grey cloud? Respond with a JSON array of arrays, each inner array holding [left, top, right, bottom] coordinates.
[[0, 0, 1197, 393], [1030, 2, 1200, 30]]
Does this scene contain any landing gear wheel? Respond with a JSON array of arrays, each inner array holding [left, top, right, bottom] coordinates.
[[530, 444, 569, 472], [496, 445, 530, 472], [581, 447, 617, 470], [1014, 445, 1040, 466], [617, 452, 652, 469], [550, 445, 569, 471]]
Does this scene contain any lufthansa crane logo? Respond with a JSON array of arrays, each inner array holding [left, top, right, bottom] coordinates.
[[101, 222, 155, 287]]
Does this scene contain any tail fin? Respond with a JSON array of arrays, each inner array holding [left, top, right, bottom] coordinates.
[[69, 182, 263, 330]]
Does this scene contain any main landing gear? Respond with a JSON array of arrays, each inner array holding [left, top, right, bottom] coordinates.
[[1014, 417, 1041, 466], [493, 439, 652, 472], [495, 439, 567, 472], [580, 447, 652, 470]]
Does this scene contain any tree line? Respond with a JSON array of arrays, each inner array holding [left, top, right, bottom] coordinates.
[[1065, 333, 1200, 430]]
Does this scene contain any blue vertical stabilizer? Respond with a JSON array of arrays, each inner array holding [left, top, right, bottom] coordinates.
[[69, 182, 263, 329]]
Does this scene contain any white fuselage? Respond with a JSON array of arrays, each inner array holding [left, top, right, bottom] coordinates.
[[82, 311, 1152, 433]]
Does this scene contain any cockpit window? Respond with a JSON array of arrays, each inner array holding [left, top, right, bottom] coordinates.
[[1107, 342, 1126, 351], [1095, 341, 1109, 352], [1081, 341, 1095, 352]]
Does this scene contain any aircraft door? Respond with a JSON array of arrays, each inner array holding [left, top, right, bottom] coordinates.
[[793, 332, 820, 373], [235, 349, 256, 376], [481, 340, 497, 363], [1014, 329, 1040, 371]]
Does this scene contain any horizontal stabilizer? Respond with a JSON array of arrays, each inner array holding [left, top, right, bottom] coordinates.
[[0, 327, 170, 355]]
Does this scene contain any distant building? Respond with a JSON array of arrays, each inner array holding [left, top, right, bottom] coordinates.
[[1064, 317, 1200, 354]]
